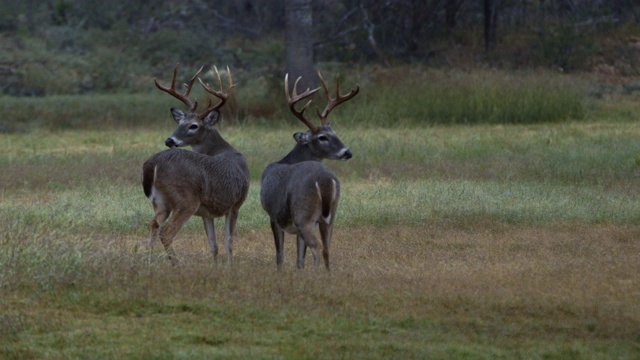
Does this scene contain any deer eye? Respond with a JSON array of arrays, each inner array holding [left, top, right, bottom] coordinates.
[[318, 134, 328, 142], [188, 124, 199, 130]]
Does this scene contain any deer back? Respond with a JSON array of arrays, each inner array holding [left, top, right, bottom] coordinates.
[[144, 148, 249, 217]]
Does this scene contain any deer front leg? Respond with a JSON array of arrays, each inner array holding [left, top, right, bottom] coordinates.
[[270, 221, 285, 271], [203, 217, 218, 263]]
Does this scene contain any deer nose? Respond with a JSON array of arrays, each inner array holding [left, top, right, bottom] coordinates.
[[340, 148, 353, 160], [165, 137, 177, 148]]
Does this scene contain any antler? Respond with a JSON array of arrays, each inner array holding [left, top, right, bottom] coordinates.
[[197, 66, 234, 120], [154, 64, 203, 113], [316, 71, 360, 125], [285, 73, 321, 132]]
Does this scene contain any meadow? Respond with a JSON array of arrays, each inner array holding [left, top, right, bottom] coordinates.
[[1, 68, 640, 359]]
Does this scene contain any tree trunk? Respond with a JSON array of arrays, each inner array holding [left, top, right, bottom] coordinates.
[[483, 0, 498, 51], [445, 0, 460, 29], [612, 0, 632, 22], [285, 0, 315, 90]]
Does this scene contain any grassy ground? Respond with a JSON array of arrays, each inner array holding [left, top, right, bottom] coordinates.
[[2, 75, 640, 357]]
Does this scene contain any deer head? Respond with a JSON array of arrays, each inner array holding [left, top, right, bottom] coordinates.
[[154, 64, 233, 149], [285, 71, 359, 161]]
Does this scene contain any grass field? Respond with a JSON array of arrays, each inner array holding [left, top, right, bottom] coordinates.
[[2, 122, 640, 359], [1, 72, 640, 358]]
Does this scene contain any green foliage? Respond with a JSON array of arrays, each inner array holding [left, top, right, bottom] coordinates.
[[1, 0, 639, 99], [535, 24, 593, 72]]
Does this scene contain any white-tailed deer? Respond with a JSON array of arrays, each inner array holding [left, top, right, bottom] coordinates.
[[141, 65, 249, 266], [260, 72, 359, 271]]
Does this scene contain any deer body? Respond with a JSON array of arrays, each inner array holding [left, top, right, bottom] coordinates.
[[143, 144, 249, 221], [260, 73, 358, 271], [142, 65, 248, 265]]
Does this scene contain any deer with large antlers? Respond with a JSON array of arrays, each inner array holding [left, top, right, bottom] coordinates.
[[141, 64, 249, 266], [260, 71, 359, 271]]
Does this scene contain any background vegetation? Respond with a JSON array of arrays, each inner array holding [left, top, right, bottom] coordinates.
[[0, 0, 639, 97]]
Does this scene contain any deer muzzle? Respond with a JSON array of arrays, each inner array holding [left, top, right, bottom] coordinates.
[[339, 148, 353, 161], [165, 137, 182, 148]]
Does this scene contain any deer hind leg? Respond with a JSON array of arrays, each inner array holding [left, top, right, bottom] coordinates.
[[270, 221, 285, 271], [158, 209, 193, 266], [296, 234, 308, 269], [203, 218, 218, 263], [223, 208, 240, 265], [319, 221, 334, 271], [149, 203, 170, 249], [298, 223, 321, 270]]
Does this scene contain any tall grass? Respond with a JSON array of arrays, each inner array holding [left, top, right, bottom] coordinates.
[[340, 67, 588, 127], [1, 67, 590, 133], [0, 94, 173, 133]]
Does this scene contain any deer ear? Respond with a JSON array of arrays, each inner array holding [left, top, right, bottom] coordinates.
[[293, 132, 309, 144], [203, 110, 221, 126], [170, 108, 186, 123]]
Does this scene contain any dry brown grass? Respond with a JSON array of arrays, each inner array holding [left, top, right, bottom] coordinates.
[[2, 222, 638, 358], [124, 220, 640, 342]]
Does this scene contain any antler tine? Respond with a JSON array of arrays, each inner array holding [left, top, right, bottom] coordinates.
[[285, 73, 321, 132], [197, 65, 234, 120], [316, 71, 360, 125], [154, 64, 202, 113], [184, 66, 204, 98]]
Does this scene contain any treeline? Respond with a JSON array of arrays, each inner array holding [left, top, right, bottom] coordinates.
[[0, 0, 639, 95]]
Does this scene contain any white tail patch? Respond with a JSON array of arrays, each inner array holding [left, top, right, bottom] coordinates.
[[330, 179, 337, 201], [148, 165, 159, 200], [315, 181, 322, 199], [317, 179, 338, 224], [149, 165, 167, 209]]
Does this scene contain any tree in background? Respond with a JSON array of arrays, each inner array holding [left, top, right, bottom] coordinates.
[[483, 0, 498, 51], [285, 0, 316, 90]]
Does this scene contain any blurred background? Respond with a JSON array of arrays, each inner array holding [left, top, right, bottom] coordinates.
[[1, 0, 639, 131], [1, 0, 639, 95]]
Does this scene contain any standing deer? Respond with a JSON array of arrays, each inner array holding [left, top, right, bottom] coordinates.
[[260, 72, 359, 271], [141, 65, 249, 266]]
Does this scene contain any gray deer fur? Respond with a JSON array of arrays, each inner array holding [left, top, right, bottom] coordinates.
[[260, 72, 359, 271], [141, 65, 249, 266]]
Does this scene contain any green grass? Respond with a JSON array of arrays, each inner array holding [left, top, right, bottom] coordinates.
[[342, 178, 640, 226], [3, 123, 640, 234]]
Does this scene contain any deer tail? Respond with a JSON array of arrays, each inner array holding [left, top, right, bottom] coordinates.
[[317, 178, 339, 223], [141, 160, 156, 198]]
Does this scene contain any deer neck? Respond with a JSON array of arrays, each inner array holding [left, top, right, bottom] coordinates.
[[191, 130, 234, 156], [278, 143, 322, 164]]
